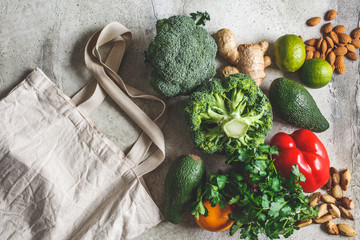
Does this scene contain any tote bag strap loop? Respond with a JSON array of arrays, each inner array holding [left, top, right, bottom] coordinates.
[[74, 22, 166, 176]]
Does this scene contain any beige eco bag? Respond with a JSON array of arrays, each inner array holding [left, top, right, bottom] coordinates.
[[0, 22, 166, 240]]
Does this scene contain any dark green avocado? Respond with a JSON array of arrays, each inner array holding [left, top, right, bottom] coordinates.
[[269, 77, 329, 132], [163, 154, 205, 224]]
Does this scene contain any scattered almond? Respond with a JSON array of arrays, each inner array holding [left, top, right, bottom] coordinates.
[[329, 31, 339, 45], [325, 9, 337, 21], [321, 40, 328, 54], [338, 33, 352, 44], [339, 206, 354, 220], [324, 177, 332, 191], [295, 219, 312, 228], [306, 46, 316, 52], [333, 25, 346, 33], [338, 224, 356, 237], [320, 53, 326, 60], [307, 17, 321, 26], [352, 39, 360, 48], [316, 37, 323, 50], [346, 52, 358, 61], [326, 47, 333, 56], [351, 28, 360, 39], [341, 169, 351, 190], [346, 44, 356, 53], [322, 194, 336, 204], [325, 36, 334, 48], [328, 51, 336, 65], [333, 46, 347, 55], [306, 38, 317, 46], [323, 22, 333, 34], [326, 221, 339, 235], [328, 204, 341, 218], [314, 50, 321, 58], [306, 51, 314, 60], [341, 197, 355, 210], [331, 64, 335, 71]]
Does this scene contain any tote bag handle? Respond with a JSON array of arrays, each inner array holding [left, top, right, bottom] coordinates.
[[71, 22, 166, 177]]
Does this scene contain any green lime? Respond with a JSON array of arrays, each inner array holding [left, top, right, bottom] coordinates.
[[274, 34, 306, 72], [299, 58, 333, 88]]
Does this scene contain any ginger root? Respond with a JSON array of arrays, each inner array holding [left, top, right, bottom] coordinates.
[[213, 28, 271, 86]]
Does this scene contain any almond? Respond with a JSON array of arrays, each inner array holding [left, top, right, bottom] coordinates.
[[341, 169, 351, 191], [339, 206, 354, 220], [341, 197, 355, 210], [338, 33, 352, 44], [336, 63, 346, 74], [307, 17, 321, 26], [306, 38, 317, 46], [318, 203, 329, 217], [333, 46, 347, 55], [346, 44, 356, 53], [323, 22, 333, 34], [320, 53, 326, 60], [331, 64, 335, 71], [326, 47, 333, 56], [346, 52, 358, 61], [322, 194, 336, 204], [321, 40, 328, 54], [333, 25, 346, 33], [316, 37, 323, 50], [306, 51, 314, 60], [295, 219, 312, 228], [332, 184, 343, 199], [325, 9, 337, 21], [328, 51, 336, 65], [329, 31, 339, 45], [352, 39, 360, 48], [338, 224, 356, 237], [314, 50, 321, 59], [351, 28, 360, 39], [325, 36, 334, 48], [326, 221, 339, 235], [306, 46, 316, 52], [313, 214, 335, 224]]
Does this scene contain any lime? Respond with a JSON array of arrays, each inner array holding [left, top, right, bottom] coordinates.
[[274, 34, 306, 72], [300, 58, 333, 88]]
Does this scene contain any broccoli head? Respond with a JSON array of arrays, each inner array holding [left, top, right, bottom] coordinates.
[[145, 12, 217, 97], [184, 73, 273, 155]]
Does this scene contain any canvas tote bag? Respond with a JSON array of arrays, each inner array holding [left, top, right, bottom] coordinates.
[[0, 22, 166, 240]]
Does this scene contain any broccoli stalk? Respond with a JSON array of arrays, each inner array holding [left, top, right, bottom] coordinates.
[[184, 73, 273, 155]]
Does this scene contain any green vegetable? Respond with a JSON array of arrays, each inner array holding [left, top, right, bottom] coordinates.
[[145, 11, 217, 97], [164, 154, 205, 224], [269, 77, 329, 132], [191, 145, 318, 240], [184, 73, 273, 155]]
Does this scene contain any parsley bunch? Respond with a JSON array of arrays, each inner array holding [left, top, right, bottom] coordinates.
[[191, 144, 318, 240]]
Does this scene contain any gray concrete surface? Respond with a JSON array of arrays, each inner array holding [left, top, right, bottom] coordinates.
[[0, 0, 359, 239]]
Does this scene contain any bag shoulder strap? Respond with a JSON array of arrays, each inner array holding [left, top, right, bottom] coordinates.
[[72, 22, 166, 177]]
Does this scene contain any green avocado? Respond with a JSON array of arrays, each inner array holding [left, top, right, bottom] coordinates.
[[164, 154, 205, 224], [269, 78, 329, 132]]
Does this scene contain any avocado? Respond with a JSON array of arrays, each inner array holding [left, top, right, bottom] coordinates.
[[164, 154, 205, 224], [269, 78, 329, 132]]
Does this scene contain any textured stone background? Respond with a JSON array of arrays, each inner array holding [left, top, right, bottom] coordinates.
[[0, 0, 359, 239]]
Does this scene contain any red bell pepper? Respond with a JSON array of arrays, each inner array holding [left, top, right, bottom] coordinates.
[[269, 129, 330, 193]]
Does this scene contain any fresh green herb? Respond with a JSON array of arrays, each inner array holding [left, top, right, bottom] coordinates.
[[191, 144, 318, 240], [190, 11, 210, 26]]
